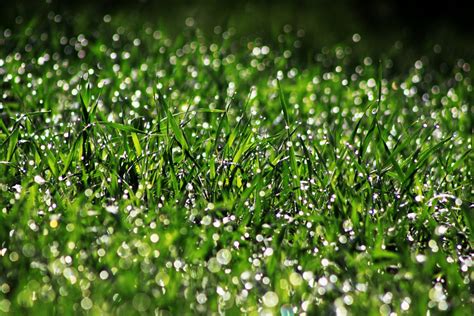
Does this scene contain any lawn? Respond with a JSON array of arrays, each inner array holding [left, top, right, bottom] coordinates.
[[0, 4, 472, 315]]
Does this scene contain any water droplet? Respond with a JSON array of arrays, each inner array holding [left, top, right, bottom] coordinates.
[[435, 225, 447, 236], [416, 254, 426, 263], [196, 293, 207, 304], [208, 257, 221, 273], [81, 297, 93, 310], [289, 272, 303, 286], [216, 248, 232, 265], [401, 298, 410, 311], [106, 205, 118, 214], [150, 234, 159, 243], [201, 215, 212, 225], [262, 291, 279, 307], [280, 304, 294, 315], [99, 270, 109, 280], [34, 175, 46, 185], [264, 247, 274, 257], [49, 219, 58, 229]]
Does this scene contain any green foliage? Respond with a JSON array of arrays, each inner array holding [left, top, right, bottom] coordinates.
[[0, 11, 472, 316]]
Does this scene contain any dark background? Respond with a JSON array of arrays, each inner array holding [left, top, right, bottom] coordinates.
[[1, 0, 473, 58]]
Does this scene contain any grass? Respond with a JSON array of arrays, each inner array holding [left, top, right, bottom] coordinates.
[[0, 11, 472, 315]]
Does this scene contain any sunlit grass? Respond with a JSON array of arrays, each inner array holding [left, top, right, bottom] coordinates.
[[0, 12, 472, 315]]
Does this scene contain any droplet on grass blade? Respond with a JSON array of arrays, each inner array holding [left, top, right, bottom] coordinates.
[[216, 248, 232, 265], [106, 205, 118, 214], [280, 304, 295, 316], [99, 270, 109, 280], [81, 297, 93, 310], [263, 247, 274, 257], [262, 291, 279, 307], [34, 175, 46, 185], [196, 293, 207, 304], [289, 272, 303, 286], [208, 257, 221, 273], [49, 219, 58, 229], [150, 233, 159, 243]]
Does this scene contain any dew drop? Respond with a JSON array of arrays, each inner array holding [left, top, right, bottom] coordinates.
[[34, 175, 46, 185], [262, 291, 279, 307], [81, 297, 93, 310], [150, 233, 159, 243], [208, 257, 221, 273], [196, 293, 207, 304], [216, 248, 232, 265], [280, 304, 295, 316]]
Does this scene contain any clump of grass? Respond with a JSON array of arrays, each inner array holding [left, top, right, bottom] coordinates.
[[0, 12, 472, 315]]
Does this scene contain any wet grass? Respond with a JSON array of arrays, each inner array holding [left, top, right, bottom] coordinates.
[[0, 12, 472, 315]]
